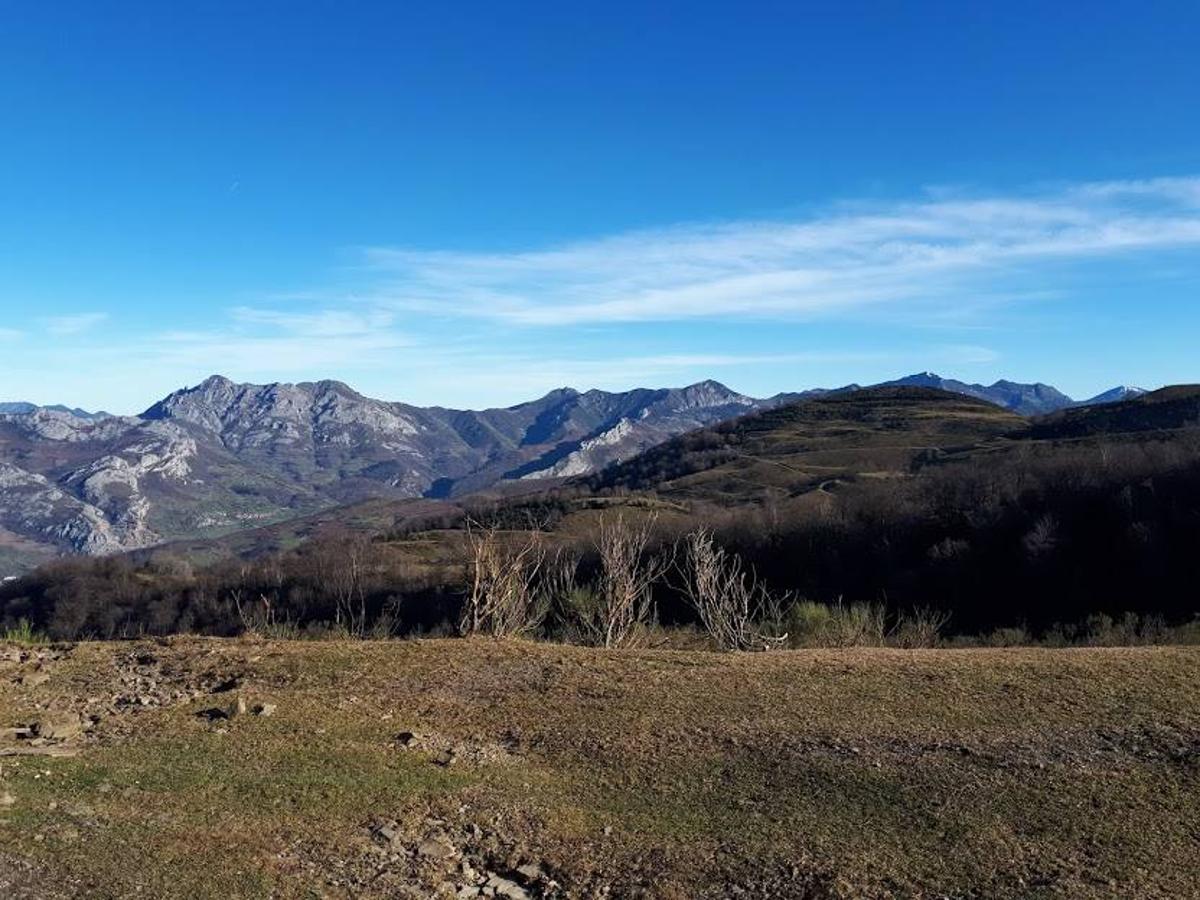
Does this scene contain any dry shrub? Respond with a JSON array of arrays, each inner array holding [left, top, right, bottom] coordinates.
[[679, 529, 789, 651], [459, 521, 548, 638], [786, 599, 888, 648], [983, 625, 1031, 647], [589, 515, 670, 648], [891, 607, 952, 649]]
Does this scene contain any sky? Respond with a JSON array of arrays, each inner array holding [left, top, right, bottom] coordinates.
[[2, 1, 1199, 414]]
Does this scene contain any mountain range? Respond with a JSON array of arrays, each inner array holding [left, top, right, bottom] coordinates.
[[878, 373, 1146, 414], [0, 402, 110, 420], [0, 373, 1153, 570]]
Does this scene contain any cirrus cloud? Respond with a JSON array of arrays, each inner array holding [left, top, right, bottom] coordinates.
[[356, 176, 1200, 327], [44, 312, 109, 336]]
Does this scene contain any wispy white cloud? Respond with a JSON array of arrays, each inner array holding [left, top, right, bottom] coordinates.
[[142, 306, 409, 374], [44, 312, 109, 336], [9, 176, 1197, 412], [354, 176, 1200, 327], [229, 306, 395, 337]]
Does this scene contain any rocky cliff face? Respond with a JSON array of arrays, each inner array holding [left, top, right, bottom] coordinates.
[[0, 376, 772, 566], [0, 416, 196, 555]]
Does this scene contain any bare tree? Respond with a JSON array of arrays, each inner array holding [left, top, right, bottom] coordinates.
[[679, 529, 788, 651], [313, 533, 372, 638], [592, 515, 670, 648], [459, 520, 548, 638]]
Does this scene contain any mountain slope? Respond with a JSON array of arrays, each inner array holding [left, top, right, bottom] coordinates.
[[1076, 385, 1148, 407], [0, 376, 774, 567], [0, 373, 1174, 571], [583, 386, 1026, 503], [881, 373, 1074, 415], [1028, 385, 1200, 438]]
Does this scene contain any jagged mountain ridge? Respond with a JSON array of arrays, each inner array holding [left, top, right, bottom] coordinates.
[[0, 376, 766, 563], [0, 401, 110, 420], [0, 372, 1155, 567]]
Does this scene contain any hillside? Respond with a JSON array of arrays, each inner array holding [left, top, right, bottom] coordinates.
[[583, 386, 1025, 503], [0, 375, 1153, 574], [1027, 385, 1200, 438], [2, 638, 1197, 899]]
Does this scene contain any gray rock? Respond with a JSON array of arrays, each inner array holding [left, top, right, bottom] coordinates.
[[418, 838, 458, 860], [371, 824, 399, 845], [515, 863, 545, 884], [484, 873, 531, 900], [33, 712, 84, 741]]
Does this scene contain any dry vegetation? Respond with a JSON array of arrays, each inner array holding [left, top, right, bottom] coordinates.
[[9, 388, 1200, 648], [2, 637, 1198, 899]]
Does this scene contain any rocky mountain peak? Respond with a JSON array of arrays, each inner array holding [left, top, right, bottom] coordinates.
[[674, 379, 752, 408]]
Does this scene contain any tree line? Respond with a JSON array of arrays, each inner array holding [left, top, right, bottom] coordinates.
[[3, 431, 1200, 646]]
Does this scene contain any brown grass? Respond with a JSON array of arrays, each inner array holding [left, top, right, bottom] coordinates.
[[2, 638, 1198, 898]]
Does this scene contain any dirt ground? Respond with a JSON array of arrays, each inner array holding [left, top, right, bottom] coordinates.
[[1, 637, 1198, 899]]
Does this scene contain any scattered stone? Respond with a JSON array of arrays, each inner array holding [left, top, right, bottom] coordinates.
[[372, 824, 400, 846], [434, 749, 457, 768], [515, 863, 545, 884], [33, 712, 84, 741], [0, 791, 15, 808], [418, 838, 458, 860], [484, 873, 531, 900]]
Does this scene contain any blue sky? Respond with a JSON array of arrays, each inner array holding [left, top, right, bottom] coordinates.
[[2, 1, 1199, 413]]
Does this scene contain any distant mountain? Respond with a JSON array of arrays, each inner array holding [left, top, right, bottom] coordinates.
[[0, 375, 772, 564], [0, 372, 1177, 570], [1076, 386, 1147, 406], [880, 373, 1074, 415], [0, 402, 109, 419], [878, 373, 1152, 416]]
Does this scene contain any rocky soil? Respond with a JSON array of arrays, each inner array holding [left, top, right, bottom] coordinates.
[[2, 639, 1198, 898]]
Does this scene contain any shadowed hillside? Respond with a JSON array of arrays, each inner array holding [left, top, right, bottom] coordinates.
[[6, 386, 1200, 642], [582, 386, 1025, 502], [1027, 385, 1200, 438]]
